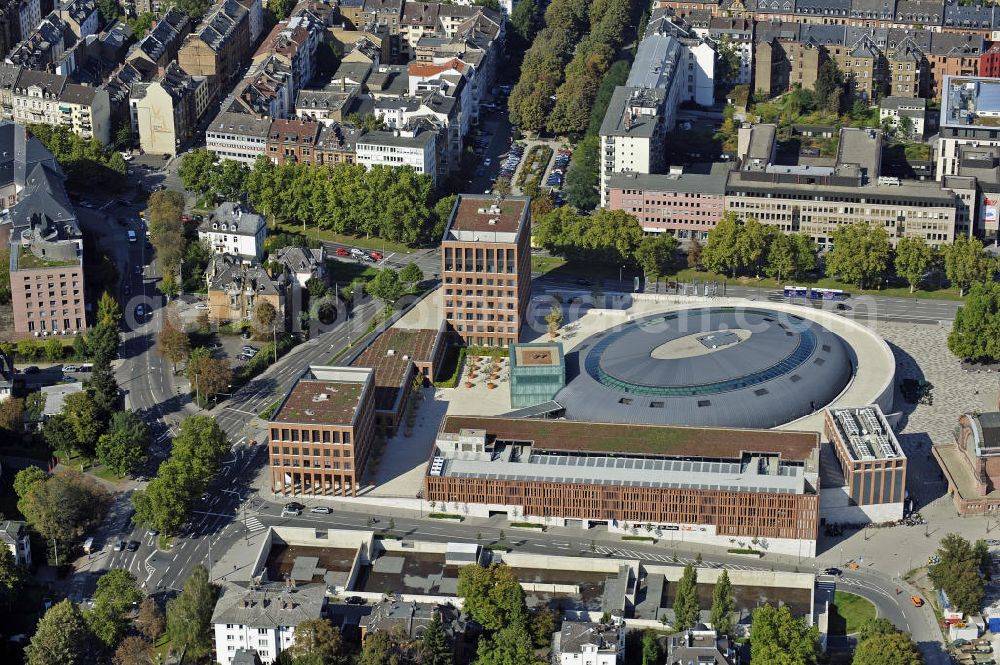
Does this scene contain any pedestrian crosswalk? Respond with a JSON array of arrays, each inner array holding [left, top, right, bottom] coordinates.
[[592, 544, 767, 571], [245, 517, 266, 534]]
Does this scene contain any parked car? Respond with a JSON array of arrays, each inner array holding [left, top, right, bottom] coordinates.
[[194, 303, 209, 310], [369, 251, 383, 260], [114, 540, 126, 552], [63, 365, 79, 372], [350, 248, 365, 257], [126, 541, 140, 552], [59, 376, 77, 384], [822, 567, 842, 576], [345, 596, 365, 605], [310, 506, 332, 514], [336, 247, 350, 256], [910, 595, 924, 607]]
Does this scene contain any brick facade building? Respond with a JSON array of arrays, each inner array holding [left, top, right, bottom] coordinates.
[[441, 194, 530, 347]]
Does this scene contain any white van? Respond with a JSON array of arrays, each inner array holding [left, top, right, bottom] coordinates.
[[127, 230, 136, 243], [82, 537, 94, 554]]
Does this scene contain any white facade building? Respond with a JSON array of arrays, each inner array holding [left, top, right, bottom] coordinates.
[[557, 621, 624, 665], [212, 583, 326, 665], [206, 112, 271, 166], [355, 127, 437, 182], [198, 202, 268, 262]]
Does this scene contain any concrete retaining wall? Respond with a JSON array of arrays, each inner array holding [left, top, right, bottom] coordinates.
[[644, 565, 815, 590], [519, 582, 579, 594], [270, 526, 374, 550], [378, 539, 450, 555], [499, 551, 634, 574]]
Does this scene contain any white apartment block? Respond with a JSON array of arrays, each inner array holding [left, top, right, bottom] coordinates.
[[206, 112, 271, 166], [198, 202, 268, 262], [0, 520, 31, 567], [557, 621, 624, 665], [212, 583, 326, 665], [355, 127, 437, 182]]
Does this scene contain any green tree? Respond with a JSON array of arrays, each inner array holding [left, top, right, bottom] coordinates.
[[96, 411, 150, 477], [0, 396, 23, 434], [87, 569, 142, 648], [420, 609, 453, 665], [673, 563, 700, 630], [88, 358, 120, 416], [132, 416, 228, 535], [895, 236, 936, 293], [635, 234, 678, 280], [166, 565, 216, 658], [709, 569, 735, 636], [288, 618, 345, 664], [25, 600, 93, 665], [948, 281, 1000, 362], [564, 135, 600, 210], [43, 338, 64, 362], [254, 300, 278, 335], [399, 262, 424, 289], [367, 268, 403, 306], [641, 630, 660, 665], [703, 213, 743, 276], [13, 466, 48, 500], [815, 59, 846, 113], [0, 546, 24, 610], [765, 232, 796, 282], [126, 12, 154, 37], [715, 35, 743, 99], [791, 233, 818, 277], [85, 321, 120, 367], [928, 533, 987, 615], [16, 470, 110, 557], [736, 216, 772, 278], [852, 618, 923, 665], [187, 350, 232, 403], [529, 607, 557, 649], [687, 240, 704, 269], [825, 223, 891, 289], [305, 277, 329, 301], [177, 149, 216, 196], [148, 190, 186, 277], [457, 564, 528, 632], [943, 234, 993, 296], [157, 319, 191, 373], [42, 414, 78, 454], [510, 0, 542, 44], [358, 626, 411, 665], [211, 159, 249, 201], [749, 604, 821, 665], [62, 391, 103, 456]]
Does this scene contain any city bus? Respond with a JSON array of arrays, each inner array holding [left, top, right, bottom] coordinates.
[[783, 286, 810, 298]]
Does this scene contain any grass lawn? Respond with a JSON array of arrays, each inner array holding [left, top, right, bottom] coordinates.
[[829, 591, 876, 635], [91, 466, 124, 482], [529, 253, 963, 301], [326, 260, 380, 285], [274, 221, 414, 254], [17, 245, 78, 269]]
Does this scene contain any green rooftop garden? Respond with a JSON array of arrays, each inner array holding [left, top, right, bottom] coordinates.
[[17, 244, 78, 270]]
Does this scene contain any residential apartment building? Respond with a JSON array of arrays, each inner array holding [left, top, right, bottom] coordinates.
[[823, 405, 907, 522], [665, 628, 737, 665], [599, 20, 715, 206], [10, 70, 110, 143], [198, 201, 268, 261], [206, 254, 286, 326], [267, 365, 376, 497], [441, 194, 531, 347], [726, 124, 957, 248], [205, 111, 270, 165], [126, 8, 190, 70], [606, 162, 732, 239], [265, 117, 322, 165], [294, 82, 360, 124], [177, 0, 251, 104], [355, 126, 436, 181], [879, 95, 926, 137], [2, 122, 88, 335], [557, 621, 624, 665], [0, 520, 31, 566], [133, 62, 208, 156], [212, 583, 327, 665]]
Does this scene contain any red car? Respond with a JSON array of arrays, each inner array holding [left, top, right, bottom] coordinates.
[[369, 251, 383, 260], [336, 247, 350, 256]]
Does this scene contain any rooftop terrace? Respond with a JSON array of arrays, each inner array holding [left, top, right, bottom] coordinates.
[[271, 367, 372, 426]]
